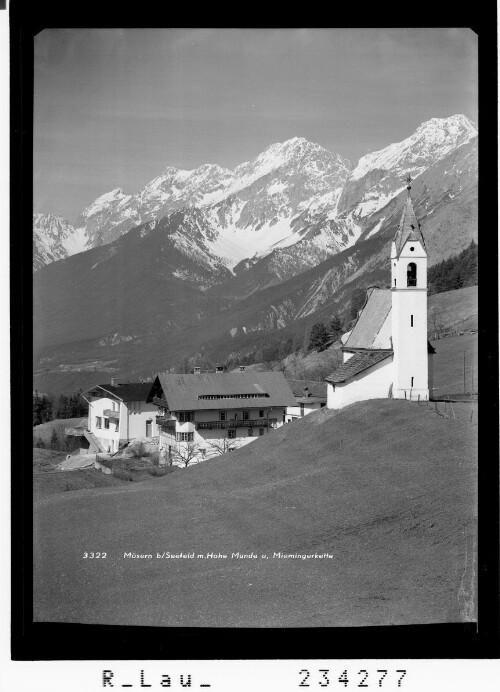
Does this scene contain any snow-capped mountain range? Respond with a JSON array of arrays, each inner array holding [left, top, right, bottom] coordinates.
[[33, 114, 477, 274]]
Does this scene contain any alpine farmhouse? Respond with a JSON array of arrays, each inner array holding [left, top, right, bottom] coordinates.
[[75, 381, 160, 453], [148, 370, 296, 465], [325, 177, 435, 409], [285, 380, 327, 422]]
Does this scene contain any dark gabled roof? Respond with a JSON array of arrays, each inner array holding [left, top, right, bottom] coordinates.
[[325, 351, 393, 384], [393, 192, 426, 256], [88, 382, 154, 403], [155, 371, 297, 411], [343, 288, 392, 350], [287, 379, 327, 402]]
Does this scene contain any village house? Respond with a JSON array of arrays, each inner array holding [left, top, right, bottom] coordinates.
[[285, 379, 327, 422], [66, 380, 159, 454], [325, 176, 435, 409], [147, 370, 296, 465]]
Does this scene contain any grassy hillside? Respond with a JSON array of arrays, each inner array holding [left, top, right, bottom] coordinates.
[[34, 399, 477, 628], [432, 333, 477, 396], [33, 417, 87, 443], [236, 286, 478, 388], [428, 285, 478, 335]]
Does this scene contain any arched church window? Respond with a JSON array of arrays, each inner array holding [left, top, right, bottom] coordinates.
[[407, 262, 417, 287]]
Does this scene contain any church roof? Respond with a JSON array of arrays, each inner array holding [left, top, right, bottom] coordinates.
[[325, 351, 393, 384], [393, 180, 426, 256], [343, 288, 392, 350]]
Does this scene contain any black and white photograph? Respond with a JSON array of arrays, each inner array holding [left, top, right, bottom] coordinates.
[[10, 23, 497, 672]]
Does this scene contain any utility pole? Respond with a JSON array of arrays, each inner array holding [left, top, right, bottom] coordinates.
[[463, 351, 466, 394]]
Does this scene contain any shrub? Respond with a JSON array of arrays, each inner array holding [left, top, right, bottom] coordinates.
[[130, 441, 147, 459], [146, 466, 177, 477], [149, 449, 160, 466], [112, 469, 136, 482]]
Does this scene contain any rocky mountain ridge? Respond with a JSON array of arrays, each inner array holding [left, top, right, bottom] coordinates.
[[33, 114, 478, 394], [34, 115, 477, 278]]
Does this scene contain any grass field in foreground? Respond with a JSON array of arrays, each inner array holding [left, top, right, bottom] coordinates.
[[33, 399, 477, 628]]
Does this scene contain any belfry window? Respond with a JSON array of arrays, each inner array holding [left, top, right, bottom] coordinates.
[[407, 262, 417, 287]]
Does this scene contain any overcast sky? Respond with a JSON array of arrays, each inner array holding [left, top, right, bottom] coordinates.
[[34, 28, 478, 222]]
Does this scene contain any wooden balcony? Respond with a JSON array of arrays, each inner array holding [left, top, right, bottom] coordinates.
[[156, 416, 176, 430], [103, 409, 119, 419], [196, 420, 238, 430], [196, 418, 270, 430]]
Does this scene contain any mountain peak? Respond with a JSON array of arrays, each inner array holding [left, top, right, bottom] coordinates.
[[351, 113, 478, 183], [415, 113, 477, 138]]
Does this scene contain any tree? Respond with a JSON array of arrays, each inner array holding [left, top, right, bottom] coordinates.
[[55, 394, 70, 419], [170, 442, 202, 468], [428, 305, 445, 339], [208, 437, 243, 456], [350, 287, 366, 320], [49, 428, 59, 449], [308, 322, 330, 352], [328, 315, 343, 341]]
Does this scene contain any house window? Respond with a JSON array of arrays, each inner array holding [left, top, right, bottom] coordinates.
[[115, 422, 119, 432], [176, 432, 194, 442], [248, 428, 253, 437], [178, 411, 193, 423], [407, 262, 417, 286], [300, 403, 305, 417], [411, 314, 414, 327], [220, 411, 226, 421], [228, 430, 236, 439], [104, 418, 110, 429], [411, 377, 414, 388], [243, 410, 249, 421], [95, 416, 102, 429], [259, 410, 264, 418], [394, 279, 396, 287], [259, 428, 265, 436]]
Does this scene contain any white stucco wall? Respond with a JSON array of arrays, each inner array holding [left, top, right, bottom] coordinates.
[[285, 402, 323, 422], [127, 401, 159, 439], [391, 239, 429, 401], [87, 396, 121, 452], [88, 395, 158, 452], [327, 355, 394, 410], [157, 406, 286, 465]]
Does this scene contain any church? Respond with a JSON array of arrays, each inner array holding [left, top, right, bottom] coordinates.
[[326, 176, 435, 409]]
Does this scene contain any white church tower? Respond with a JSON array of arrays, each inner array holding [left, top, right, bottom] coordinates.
[[391, 175, 429, 401]]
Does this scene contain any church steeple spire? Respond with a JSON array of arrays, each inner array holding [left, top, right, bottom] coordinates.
[[393, 174, 426, 257]]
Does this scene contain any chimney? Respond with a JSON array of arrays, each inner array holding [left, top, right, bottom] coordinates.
[[303, 386, 309, 398], [238, 366, 245, 372], [111, 377, 118, 387], [193, 367, 201, 375]]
